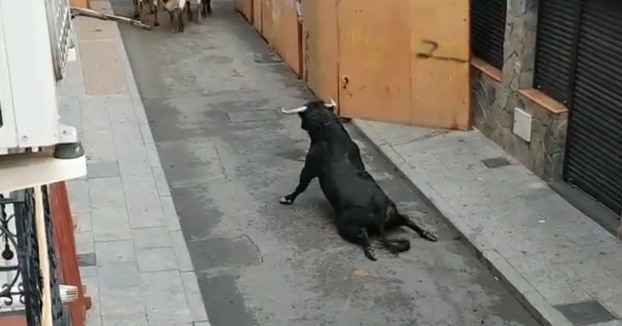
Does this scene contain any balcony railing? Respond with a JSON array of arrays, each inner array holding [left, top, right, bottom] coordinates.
[[0, 186, 66, 325]]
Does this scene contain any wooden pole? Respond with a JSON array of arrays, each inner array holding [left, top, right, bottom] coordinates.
[[70, 7, 153, 30], [34, 186, 53, 326], [50, 182, 90, 326]]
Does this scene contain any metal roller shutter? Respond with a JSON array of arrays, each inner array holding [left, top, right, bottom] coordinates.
[[532, 0, 580, 103], [470, 0, 506, 69], [565, 0, 622, 214]]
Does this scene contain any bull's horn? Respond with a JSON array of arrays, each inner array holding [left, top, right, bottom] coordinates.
[[281, 105, 308, 114], [325, 97, 337, 108]]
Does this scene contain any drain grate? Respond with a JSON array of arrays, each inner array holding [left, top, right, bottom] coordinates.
[[554, 300, 616, 326], [481, 157, 512, 169], [77, 253, 97, 267]]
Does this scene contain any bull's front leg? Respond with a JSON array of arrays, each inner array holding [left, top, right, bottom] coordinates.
[[279, 164, 316, 205], [151, 0, 160, 26], [400, 214, 438, 242]]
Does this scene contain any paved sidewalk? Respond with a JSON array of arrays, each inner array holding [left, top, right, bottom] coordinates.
[[354, 120, 622, 326], [58, 1, 210, 326]]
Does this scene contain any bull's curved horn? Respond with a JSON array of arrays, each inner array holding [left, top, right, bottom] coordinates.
[[325, 97, 337, 108], [281, 105, 308, 114]]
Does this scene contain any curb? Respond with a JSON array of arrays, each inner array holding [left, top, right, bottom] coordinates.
[[351, 120, 573, 326]]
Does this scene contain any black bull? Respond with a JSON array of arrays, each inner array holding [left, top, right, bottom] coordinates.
[[279, 99, 438, 260]]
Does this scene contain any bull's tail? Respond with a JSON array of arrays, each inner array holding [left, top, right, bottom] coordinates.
[[388, 238, 411, 252]]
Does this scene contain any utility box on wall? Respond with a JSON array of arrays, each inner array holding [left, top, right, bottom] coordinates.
[[0, 0, 86, 193], [0, 0, 77, 149]]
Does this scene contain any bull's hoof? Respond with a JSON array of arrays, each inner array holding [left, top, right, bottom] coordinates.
[[364, 247, 377, 261], [422, 230, 439, 242], [279, 196, 294, 205], [133, 13, 140, 19], [154, 22, 160, 26]]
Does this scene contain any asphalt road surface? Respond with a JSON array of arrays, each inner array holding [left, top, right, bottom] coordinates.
[[112, 1, 542, 325]]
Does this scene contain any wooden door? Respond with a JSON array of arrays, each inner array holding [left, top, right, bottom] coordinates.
[[234, 0, 242, 13], [337, 0, 471, 130], [253, 0, 262, 33], [243, 0, 253, 23], [261, 0, 277, 46], [273, 0, 302, 76], [303, 0, 339, 104]]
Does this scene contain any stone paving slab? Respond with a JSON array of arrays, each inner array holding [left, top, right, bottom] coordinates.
[[353, 120, 622, 326], [58, 3, 211, 326]]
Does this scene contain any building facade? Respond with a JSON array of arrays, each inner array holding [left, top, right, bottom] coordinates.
[[470, 0, 622, 225]]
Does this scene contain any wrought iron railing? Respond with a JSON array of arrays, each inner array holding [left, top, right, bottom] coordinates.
[[0, 186, 65, 325], [0, 192, 24, 311]]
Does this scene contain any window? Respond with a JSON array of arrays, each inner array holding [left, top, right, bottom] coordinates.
[[470, 0, 507, 70], [532, 0, 581, 104]]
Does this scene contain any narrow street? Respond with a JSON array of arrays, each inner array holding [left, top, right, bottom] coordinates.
[[111, 1, 541, 325]]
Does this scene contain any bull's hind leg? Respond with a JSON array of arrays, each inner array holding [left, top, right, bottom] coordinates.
[[151, 0, 160, 26], [378, 217, 410, 255], [176, 7, 185, 32], [337, 221, 377, 261], [400, 214, 438, 242], [132, 0, 141, 18], [279, 164, 316, 205]]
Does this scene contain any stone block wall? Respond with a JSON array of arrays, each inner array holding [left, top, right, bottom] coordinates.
[[471, 0, 569, 181]]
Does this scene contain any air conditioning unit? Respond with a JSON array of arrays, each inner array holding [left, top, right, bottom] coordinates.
[[0, 0, 86, 193]]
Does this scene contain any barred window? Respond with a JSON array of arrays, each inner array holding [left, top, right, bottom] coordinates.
[[470, 0, 507, 70]]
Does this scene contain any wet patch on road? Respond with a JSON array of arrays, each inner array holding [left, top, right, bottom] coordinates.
[[187, 234, 263, 271], [198, 273, 259, 326]]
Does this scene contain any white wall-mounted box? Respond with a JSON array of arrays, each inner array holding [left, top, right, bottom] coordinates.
[[513, 107, 532, 143], [0, 0, 84, 193], [0, 0, 77, 149]]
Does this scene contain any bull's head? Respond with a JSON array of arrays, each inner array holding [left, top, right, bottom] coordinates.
[[281, 97, 337, 115], [281, 98, 339, 133]]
